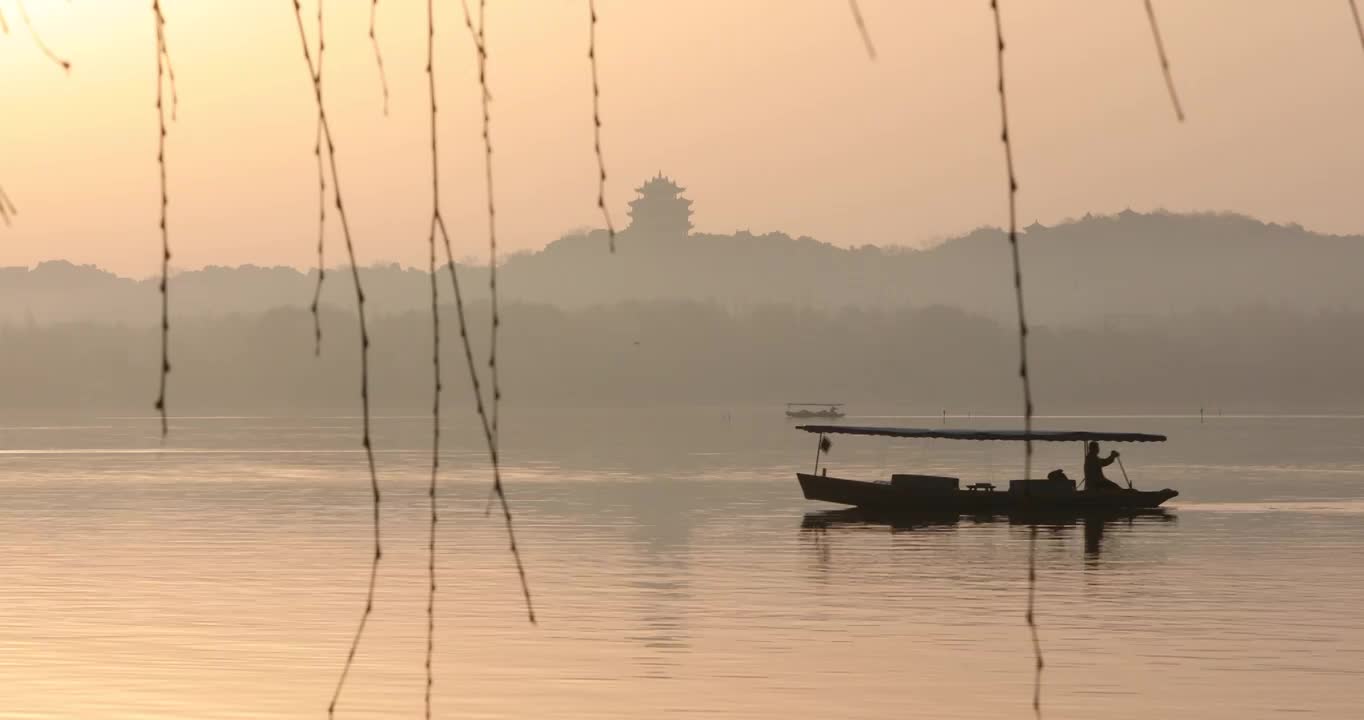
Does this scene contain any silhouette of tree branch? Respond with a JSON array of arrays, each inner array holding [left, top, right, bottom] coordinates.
[[433, 219, 535, 625], [460, 0, 490, 99], [454, 0, 534, 624], [848, 0, 877, 60], [369, 0, 389, 115], [988, 1, 1042, 716], [423, 0, 443, 715], [1351, 1, 1364, 55], [0, 186, 16, 225], [311, 0, 327, 356], [159, 19, 179, 121], [474, 1, 501, 457], [1143, 0, 1185, 122], [589, 0, 617, 251], [289, 3, 384, 716], [152, 1, 175, 438], [17, 0, 70, 72]]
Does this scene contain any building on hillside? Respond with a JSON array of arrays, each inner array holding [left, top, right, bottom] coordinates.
[[626, 173, 693, 238]]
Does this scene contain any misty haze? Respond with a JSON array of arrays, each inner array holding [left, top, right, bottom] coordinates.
[[4, 3, 1364, 720], [7, 202, 1364, 414]]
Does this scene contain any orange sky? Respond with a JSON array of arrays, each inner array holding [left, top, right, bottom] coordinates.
[[4, 1, 1363, 276]]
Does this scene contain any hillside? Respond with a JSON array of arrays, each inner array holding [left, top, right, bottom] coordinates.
[[3, 211, 1361, 326]]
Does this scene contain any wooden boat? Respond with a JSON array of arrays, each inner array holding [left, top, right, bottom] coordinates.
[[786, 402, 845, 419], [795, 424, 1178, 513]]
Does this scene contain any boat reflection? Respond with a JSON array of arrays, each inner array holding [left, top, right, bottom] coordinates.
[[800, 506, 1177, 559]]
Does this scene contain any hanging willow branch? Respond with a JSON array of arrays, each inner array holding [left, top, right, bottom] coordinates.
[[0, 186, 16, 225], [435, 220, 536, 625], [988, 1, 1042, 716], [474, 0, 502, 453], [588, 0, 617, 251], [311, 0, 327, 355], [288, 3, 383, 716], [152, 2, 177, 438], [848, 0, 877, 60], [423, 0, 443, 715], [459, 0, 536, 625], [369, 0, 390, 115], [1142, 0, 1184, 122], [18, 0, 70, 72], [1350, 1, 1364, 55], [3, 1, 67, 228]]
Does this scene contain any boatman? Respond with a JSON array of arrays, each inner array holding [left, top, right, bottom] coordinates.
[[1084, 441, 1124, 491]]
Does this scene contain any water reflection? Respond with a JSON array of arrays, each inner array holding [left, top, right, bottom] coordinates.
[[800, 507, 1177, 560], [621, 479, 693, 676], [6, 412, 1364, 719]]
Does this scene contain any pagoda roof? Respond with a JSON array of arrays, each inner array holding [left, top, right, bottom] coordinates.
[[635, 171, 686, 194]]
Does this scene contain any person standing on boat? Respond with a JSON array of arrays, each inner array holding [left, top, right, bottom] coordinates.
[[1084, 441, 1123, 491]]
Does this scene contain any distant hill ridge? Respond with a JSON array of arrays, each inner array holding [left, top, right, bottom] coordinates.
[[3, 210, 1362, 326]]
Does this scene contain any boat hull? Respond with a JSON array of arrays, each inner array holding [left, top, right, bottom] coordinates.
[[797, 473, 1177, 512], [801, 506, 1175, 531]]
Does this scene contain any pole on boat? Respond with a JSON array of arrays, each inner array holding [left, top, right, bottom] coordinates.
[[813, 433, 824, 475], [1078, 441, 1086, 490], [1116, 454, 1133, 490]]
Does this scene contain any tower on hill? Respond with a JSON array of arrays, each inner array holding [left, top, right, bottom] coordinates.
[[627, 172, 693, 238]]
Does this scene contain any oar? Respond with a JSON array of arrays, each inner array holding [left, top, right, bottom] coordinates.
[[1116, 455, 1133, 490]]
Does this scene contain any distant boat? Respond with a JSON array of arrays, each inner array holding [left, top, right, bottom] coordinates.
[[785, 402, 845, 419], [795, 424, 1178, 512]]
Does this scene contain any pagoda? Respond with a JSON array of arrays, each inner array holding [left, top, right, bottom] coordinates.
[[626, 172, 693, 238]]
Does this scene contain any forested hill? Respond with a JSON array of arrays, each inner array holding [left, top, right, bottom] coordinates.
[[4, 210, 1361, 326]]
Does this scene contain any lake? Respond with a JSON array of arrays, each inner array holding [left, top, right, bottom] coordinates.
[[2, 409, 1362, 718]]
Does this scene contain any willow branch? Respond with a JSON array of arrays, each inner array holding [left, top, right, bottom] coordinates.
[[0, 186, 16, 226], [1350, 1, 1364, 56], [152, 2, 174, 438], [424, 0, 443, 715], [311, 0, 327, 355], [848, 0, 877, 60], [454, 0, 534, 626], [370, 0, 390, 114], [588, 0, 618, 251], [1142, 0, 1185, 122], [18, 0, 70, 72], [289, 3, 383, 716], [989, 1, 1042, 716]]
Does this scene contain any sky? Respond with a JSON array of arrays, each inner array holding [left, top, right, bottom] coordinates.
[[3, 1, 1363, 277]]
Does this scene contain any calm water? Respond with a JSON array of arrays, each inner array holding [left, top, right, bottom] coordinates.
[[2, 409, 1362, 718]]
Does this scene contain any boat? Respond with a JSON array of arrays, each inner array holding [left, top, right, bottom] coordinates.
[[794, 424, 1178, 512], [786, 402, 846, 419]]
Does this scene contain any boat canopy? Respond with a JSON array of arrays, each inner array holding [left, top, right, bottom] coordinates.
[[786, 402, 845, 407], [796, 425, 1166, 443]]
